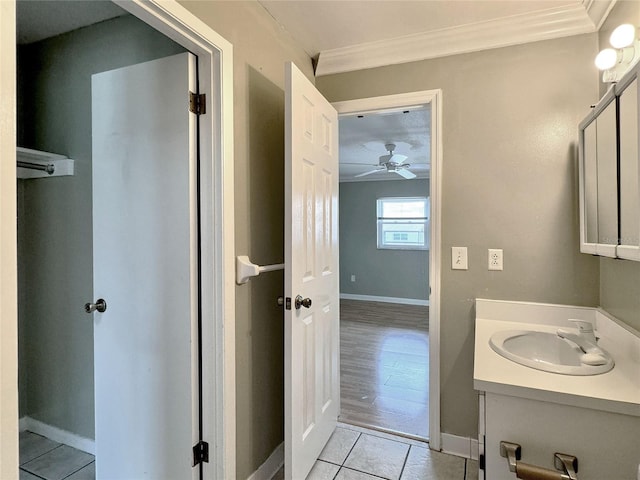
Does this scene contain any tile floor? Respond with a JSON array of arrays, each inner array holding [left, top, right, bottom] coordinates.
[[274, 424, 478, 480], [19, 431, 95, 480]]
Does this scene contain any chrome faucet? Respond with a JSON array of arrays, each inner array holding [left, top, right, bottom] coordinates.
[[557, 320, 608, 366]]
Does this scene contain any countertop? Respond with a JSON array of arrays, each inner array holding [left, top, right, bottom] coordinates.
[[473, 299, 640, 417]]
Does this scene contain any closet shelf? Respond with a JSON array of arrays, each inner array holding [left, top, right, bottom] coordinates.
[[17, 147, 75, 179]]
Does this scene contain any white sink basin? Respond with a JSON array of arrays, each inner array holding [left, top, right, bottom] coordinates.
[[489, 330, 614, 375]]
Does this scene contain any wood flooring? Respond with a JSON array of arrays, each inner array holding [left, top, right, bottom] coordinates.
[[339, 299, 429, 439]]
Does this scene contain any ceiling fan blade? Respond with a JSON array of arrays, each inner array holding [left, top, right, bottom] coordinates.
[[389, 154, 408, 164], [341, 162, 381, 166], [355, 168, 384, 178], [395, 168, 417, 179]]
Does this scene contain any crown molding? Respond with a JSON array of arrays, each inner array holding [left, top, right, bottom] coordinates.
[[583, 0, 618, 30], [316, 2, 615, 77]]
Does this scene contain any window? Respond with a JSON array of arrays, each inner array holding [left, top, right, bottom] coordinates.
[[377, 197, 430, 250]]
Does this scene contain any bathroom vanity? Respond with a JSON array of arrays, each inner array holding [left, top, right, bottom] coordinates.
[[474, 299, 640, 480]]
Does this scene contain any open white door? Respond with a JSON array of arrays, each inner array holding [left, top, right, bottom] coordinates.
[[91, 52, 199, 479], [285, 62, 340, 479]]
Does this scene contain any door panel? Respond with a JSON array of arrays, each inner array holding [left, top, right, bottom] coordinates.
[[285, 62, 339, 480], [91, 52, 198, 479]]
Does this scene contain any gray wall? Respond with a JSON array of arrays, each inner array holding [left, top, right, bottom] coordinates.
[[597, 1, 640, 331], [177, 3, 313, 479], [317, 34, 601, 439], [17, 13, 185, 439], [340, 179, 429, 300]]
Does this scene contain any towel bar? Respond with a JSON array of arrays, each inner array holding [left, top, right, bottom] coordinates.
[[500, 441, 578, 480], [236, 255, 285, 284]]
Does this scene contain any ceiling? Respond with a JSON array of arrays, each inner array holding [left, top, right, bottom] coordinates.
[[15, 0, 615, 183], [16, 0, 126, 45], [258, 0, 614, 75], [339, 107, 430, 183], [257, 0, 614, 182]]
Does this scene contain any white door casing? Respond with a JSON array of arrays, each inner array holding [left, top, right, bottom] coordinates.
[[92, 52, 199, 479], [3, 1, 235, 477], [285, 62, 340, 480], [332, 90, 443, 450]]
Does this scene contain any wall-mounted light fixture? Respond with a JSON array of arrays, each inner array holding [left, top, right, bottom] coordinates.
[[595, 24, 640, 83]]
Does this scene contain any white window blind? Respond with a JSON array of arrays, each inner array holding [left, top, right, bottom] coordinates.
[[376, 197, 430, 250]]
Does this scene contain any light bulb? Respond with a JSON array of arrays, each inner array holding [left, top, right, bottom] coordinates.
[[610, 24, 636, 49], [595, 48, 618, 70]]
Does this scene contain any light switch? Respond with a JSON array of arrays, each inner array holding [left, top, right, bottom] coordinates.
[[452, 247, 468, 270]]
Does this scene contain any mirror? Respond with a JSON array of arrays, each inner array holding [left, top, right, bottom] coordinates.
[[582, 119, 598, 245], [595, 99, 619, 247], [618, 78, 640, 260]]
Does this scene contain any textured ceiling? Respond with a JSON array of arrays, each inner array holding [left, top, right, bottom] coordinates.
[[258, 0, 587, 58], [339, 106, 431, 183]]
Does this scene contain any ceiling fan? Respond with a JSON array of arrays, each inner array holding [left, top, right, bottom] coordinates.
[[345, 143, 418, 179]]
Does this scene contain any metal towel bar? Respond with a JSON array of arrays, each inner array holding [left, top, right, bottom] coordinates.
[[500, 441, 578, 480], [236, 255, 284, 284]]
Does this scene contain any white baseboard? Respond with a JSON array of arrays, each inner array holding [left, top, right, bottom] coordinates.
[[440, 433, 479, 460], [19, 416, 95, 455], [246, 441, 283, 480], [340, 293, 429, 306]]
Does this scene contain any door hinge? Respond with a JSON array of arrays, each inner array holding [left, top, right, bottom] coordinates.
[[189, 92, 206, 115], [193, 440, 209, 466], [479, 453, 485, 470]]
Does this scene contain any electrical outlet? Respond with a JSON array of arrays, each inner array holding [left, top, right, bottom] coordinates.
[[350, 274, 356, 282], [488, 249, 503, 271], [452, 247, 468, 270]]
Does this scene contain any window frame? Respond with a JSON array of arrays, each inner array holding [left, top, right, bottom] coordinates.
[[376, 196, 430, 251]]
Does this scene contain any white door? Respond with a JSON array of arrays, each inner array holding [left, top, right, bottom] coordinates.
[[284, 62, 340, 480], [91, 52, 199, 479]]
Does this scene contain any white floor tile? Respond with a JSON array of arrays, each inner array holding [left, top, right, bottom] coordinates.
[[343, 433, 409, 480], [400, 445, 465, 480], [307, 460, 340, 480], [335, 467, 380, 480], [66, 461, 96, 480], [19, 470, 41, 480], [465, 459, 479, 480], [22, 445, 94, 480], [318, 427, 360, 465], [19, 431, 60, 465]]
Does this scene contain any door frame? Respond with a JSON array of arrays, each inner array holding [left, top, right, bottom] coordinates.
[[0, 1, 236, 478], [332, 89, 443, 450]]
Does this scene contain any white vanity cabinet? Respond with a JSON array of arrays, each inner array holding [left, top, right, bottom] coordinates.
[[617, 76, 640, 261], [479, 392, 640, 480], [579, 66, 640, 261], [474, 299, 640, 480]]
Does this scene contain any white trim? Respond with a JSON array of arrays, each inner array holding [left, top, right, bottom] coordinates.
[[114, 3, 236, 478], [4, 1, 236, 478], [246, 442, 284, 480], [0, 1, 18, 478], [316, 2, 613, 76], [333, 89, 442, 451], [19, 417, 95, 455], [440, 433, 479, 460], [583, 0, 617, 30], [340, 293, 429, 307], [617, 245, 640, 261]]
